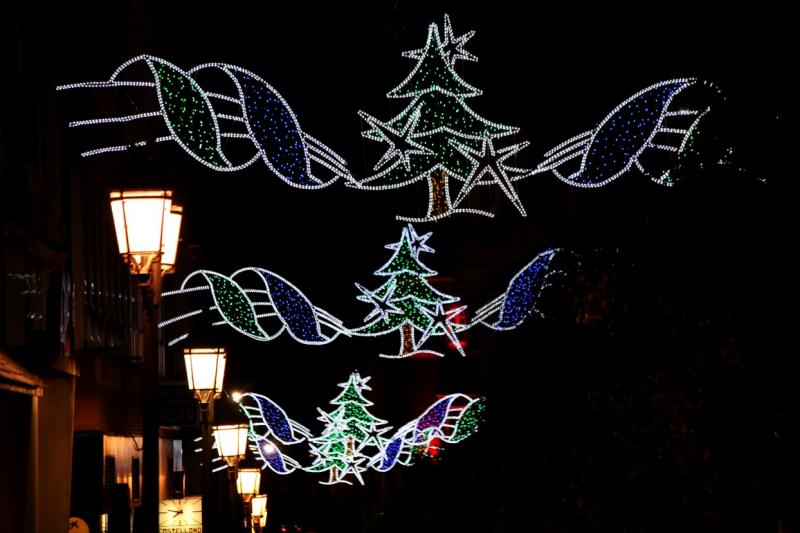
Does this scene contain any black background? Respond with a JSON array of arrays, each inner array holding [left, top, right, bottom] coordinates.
[[32, 0, 800, 530]]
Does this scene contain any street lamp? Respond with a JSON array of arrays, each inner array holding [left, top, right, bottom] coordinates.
[[110, 190, 181, 281], [236, 468, 261, 532], [184, 347, 227, 532], [250, 495, 268, 533], [109, 189, 182, 532], [212, 423, 249, 469], [184, 348, 226, 404]]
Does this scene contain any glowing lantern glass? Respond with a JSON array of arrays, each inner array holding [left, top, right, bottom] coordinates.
[[183, 348, 226, 404]]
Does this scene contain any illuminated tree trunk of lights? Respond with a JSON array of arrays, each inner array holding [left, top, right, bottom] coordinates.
[[401, 323, 416, 355], [427, 169, 450, 218]]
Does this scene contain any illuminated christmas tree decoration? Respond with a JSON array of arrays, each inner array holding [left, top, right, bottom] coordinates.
[[306, 372, 390, 485], [238, 372, 484, 484], [532, 79, 715, 187], [56, 55, 350, 187], [351, 225, 467, 358], [351, 14, 532, 221], [160, 231, 567, 355]]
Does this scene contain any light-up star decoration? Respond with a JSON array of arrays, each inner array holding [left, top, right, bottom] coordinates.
[[385, 224, 434, 256], [404, 14, 478, 66], [532, 79, 717, 187], [355, 282, 403, 323], [56, 55, 350, 188], [417, 301, 469, 357], [159, 226, 568, 357], [351, 14, 532, 222], [236, 372, 486, 485], [359, 106, 433, 171], [452, 135, 530, 215]]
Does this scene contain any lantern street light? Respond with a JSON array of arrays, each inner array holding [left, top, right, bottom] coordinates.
[[213, 423, 249, 469], [184, 348, 226, 404], [184, 347, 227, 532], [109, 189, 182, 532], [250, 495, 268, 533], [236, 468, 262, 532]]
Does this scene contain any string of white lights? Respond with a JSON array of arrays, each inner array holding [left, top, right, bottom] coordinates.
[[69, 111, 162, 127], [167, 333, 189, 347]]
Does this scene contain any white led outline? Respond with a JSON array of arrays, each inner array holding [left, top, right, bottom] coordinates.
[[533, 79, 702, 188], [449, 135, 529, 215]]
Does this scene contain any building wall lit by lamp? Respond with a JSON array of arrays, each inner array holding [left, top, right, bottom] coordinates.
[[236, 468, 261, 503], [183, 348, 226, 404], [109, 190, 181, 276]]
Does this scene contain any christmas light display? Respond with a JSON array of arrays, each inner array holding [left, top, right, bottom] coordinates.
[[532, 79, 713, 187], [238, 393, 310, 475], [351, 225, 468, 358], [159, 267, 349, 347], [351, 14, 532, 221], [57, 55, 350, 187], [305, 372, 390, 485], [237, 372, 485, 485], [472, 248, 562, 330], [160, 227, 566, 355], [58, 38, 718, 219]]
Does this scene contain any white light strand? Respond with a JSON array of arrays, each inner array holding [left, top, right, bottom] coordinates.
[[167, 333, 189, 346], [157, 309, 203, 328], [69, 111, 162, 128]]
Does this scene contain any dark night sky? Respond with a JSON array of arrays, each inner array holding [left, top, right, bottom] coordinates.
[[49, 1, 796, 531]]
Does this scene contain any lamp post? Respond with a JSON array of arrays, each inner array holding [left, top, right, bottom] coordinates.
[[110, 190, 182, 532], [236, 468, 261, 533], [184, 347, 227, 532], [250, 495, 268, 533], [211, 423, 249, 531]]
